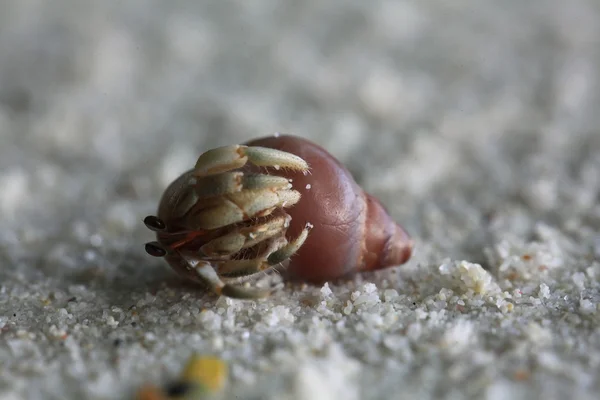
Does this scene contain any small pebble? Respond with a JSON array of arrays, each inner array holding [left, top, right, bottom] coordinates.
[[181, 355, 228, 392]]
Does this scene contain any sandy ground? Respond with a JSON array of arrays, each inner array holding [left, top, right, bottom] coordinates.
[[1, 1, 600, 399]]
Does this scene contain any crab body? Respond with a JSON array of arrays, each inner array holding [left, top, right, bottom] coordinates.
[[144, 144, 312, 299]]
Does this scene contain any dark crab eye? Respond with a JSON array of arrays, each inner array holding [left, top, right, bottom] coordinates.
[[145, 242, 167, 257], [144, 215, 166, 231]]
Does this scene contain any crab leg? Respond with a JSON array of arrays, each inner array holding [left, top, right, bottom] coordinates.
[[194, 145, 309, 177], [243, 146, 309, 170], [215, 259, 272, 278], [266, 222, 312, 265], [217, 223, 312, 277], [171, 170, 294, 220], [188, 188, 301, 230], [189, 259, 272, 299], [193, 172, 292, 199], [200, 215, 290, 257]]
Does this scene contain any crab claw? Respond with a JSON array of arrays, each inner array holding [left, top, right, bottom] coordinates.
[[193, 145, 309, 176]]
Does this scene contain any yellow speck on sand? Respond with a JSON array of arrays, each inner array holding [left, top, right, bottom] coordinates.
[[181, 354, 228, 392]]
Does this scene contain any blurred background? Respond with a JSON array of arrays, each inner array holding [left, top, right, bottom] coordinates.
[[1, 1, 600, 399], [1, 0, 599, 252]]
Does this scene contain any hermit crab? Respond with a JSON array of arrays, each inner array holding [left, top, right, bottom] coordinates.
[[144, 135, 413, 299]]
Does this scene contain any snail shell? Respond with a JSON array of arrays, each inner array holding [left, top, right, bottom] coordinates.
[[245, 135, 413, 284]]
